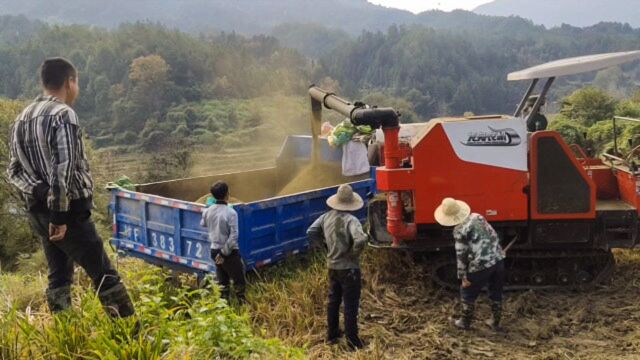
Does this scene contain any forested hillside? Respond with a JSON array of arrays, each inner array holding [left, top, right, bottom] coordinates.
[[321, 23, 640, 119], [0, 0, 414, 34], [0, 19, 311, 150], [0, 0, 546, 36], [1, 15, 640, 151]]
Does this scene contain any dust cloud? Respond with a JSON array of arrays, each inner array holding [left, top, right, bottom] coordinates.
[[276, 162, 352, 196], [177, 93, 363, 203]]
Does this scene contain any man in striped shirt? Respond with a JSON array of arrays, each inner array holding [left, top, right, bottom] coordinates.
[[7, 58, 135, 318]]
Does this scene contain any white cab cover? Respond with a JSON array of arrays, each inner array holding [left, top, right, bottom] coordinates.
[[508, 51, 640, 81]]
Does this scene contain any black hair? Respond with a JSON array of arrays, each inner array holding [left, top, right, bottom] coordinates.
[[210, 181, 229, 201], [40, 57, 77, 90]]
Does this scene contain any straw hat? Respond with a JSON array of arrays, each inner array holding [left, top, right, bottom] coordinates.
[[434, 197, 471, 227], [327, 184, 364, 212]]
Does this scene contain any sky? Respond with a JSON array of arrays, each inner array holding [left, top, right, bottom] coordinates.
[[368, 0, 493, 13]]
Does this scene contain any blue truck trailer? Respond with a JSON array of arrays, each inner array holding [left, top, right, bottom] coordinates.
[[110, 136, 375, 276]]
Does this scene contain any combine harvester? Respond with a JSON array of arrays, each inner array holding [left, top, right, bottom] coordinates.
[[112, 51, 639, 290], [311, 50, 640, 290]]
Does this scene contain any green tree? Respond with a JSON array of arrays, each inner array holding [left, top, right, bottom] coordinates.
[[621, 123, 640, 152], [143, 138, 194, 182], [184, 107, 198, 129], [166, 111, 188, 128], [114, 130, 138, 145], [586, 120, 629, 155], [141, 130, 169, 152], [171, 124, 191, 138], [548, 116, 588, 147], [243, 110, 263, 128], [129, 54, 171, 109], [559, 87, 618, 126], [615, 99, 640, 119], [0, 99, 38, 270], [361, 91, 420, 123]]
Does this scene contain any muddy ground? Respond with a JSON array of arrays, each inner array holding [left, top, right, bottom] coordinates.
[[248, 249, 640, 360]]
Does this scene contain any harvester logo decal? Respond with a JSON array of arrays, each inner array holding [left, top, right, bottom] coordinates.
[[462, 126, 522, 146]]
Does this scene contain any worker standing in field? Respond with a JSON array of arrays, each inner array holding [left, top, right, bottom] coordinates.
[[307, 184, 367, 350], [201, 181, 247, 303], [434, 198, 505, 331], [6, 58, 135, 317]]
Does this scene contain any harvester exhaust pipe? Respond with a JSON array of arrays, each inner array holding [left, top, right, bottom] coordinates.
[[308, 85, 417, 244]]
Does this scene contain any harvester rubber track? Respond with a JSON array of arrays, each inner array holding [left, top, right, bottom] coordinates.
[[429, 250, 615, 291], [367, 198, 617, 291]]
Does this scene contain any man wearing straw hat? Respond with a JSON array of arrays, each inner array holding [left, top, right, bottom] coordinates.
[[307, 184, 368, 350], [434, 198, 505, 331]]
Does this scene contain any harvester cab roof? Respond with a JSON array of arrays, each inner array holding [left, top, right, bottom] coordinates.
[[509, 50, 640, 123]]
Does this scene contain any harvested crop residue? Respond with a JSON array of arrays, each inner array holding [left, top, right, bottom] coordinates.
[[247, 249, 640, 359]]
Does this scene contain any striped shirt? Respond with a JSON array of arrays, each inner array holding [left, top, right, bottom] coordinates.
[[6, 95, 93, 223]]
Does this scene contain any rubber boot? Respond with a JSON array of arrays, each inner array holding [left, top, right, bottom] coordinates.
[[98, 283, 135, 318], [220, 286, 230, 302], [234, 283, 247, 305], [452, 301, 474, 330], [326, 329, 343, 345], [484, 301, 503, 332], [46, 285, 71, 313], [346, 335, 365, 351]]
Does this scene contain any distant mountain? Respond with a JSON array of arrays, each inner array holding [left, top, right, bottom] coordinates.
[[2, 0, 637, 60], [0, 0, 413, 34], [0, 0, 545, 36], [475, 0, 640, 28], [271, 10, 543, 57]]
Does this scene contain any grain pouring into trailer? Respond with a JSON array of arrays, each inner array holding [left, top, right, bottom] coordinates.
[[109, 133, 375, 279]]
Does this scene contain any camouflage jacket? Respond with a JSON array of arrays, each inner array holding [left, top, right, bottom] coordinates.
[[453, 213, 504, 279]]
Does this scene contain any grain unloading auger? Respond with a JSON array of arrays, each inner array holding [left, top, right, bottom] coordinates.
[[310, 50, 640, 290]]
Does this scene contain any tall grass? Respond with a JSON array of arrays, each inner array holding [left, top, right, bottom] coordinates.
[[0, 261, 303, 359], [3, 242, 640, 359]]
